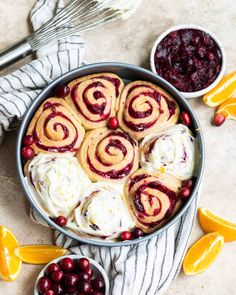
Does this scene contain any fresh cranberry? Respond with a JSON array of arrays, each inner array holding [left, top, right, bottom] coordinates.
[[64, 273, 78, 287], [46, 263, 61, 276], [77, 258, 90, 271], [54, 85, 70, 98], [183, 179, 194, 189], [108, 117, 119, 130], [120, 231, 132, 241], [21, 146, 35, 160], [22, 135, 34, 146], [78, 281, 92, 293], [84, 267, 93, 278], [54, 216, 67, 227], [51, 283, 64, 295], [66, 287, 77, 294], [44, 291, 55, 295], [213, 113, 226, 126], [60, 257, 75, 272], [179, 187, 191, 199], [37, 277, 52, 293], [132, 227, 144, 239], [91, 278, 105, 291], [180, 112, 191, 126], [51, 271, 64, 283], [78, 272, 90, 282]]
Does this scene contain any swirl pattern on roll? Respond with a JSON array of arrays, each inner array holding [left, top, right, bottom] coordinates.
[[78, 127, 139, 182], [26, 98, 85, 155], [118, 81, 180, 140], [65, 73, 124, 129], [125, 169, 182, 233]]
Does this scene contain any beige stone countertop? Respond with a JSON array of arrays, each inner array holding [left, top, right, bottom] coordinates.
[[0, 0, 236, 294]]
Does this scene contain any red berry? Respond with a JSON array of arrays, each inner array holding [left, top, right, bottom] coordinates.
[[54, 216, 67, 227], [77, 258, 90, 271], [51, 283, 64, 295], [21, 146, 35, 160], [108, 117, 119, 130], [133, 227, 144, 239], [183, 179, 194, 189], [23, 135, 35, 146], [180, 111, 191, 126], [91, 278, 105, 291], [51, 271, 64, 283], [46, 263, 61, 276], [213, 113, 226, 127], [78, 281, 92, 293], [54, 85, 70, 98], [78, 272, 90, 282], [120, 231, 132, 241], [64, 273, 78, 287], [37, 277, 52, 293], [44, 291, 55, 295], [66, 287, 77, 294], [60, 257, 75, 272], [84, 267, 93, 278], [179, 187, 191, 199]]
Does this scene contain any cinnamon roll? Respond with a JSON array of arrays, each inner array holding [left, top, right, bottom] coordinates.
[[140, 124, 197, 180], [65, 73, 124, 129], [78, 127, 139, 182], [26, 98, 85, 155], [118, 81, 180, 140], [125, 169, 182, 233]]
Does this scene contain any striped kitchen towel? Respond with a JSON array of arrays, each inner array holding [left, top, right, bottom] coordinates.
[[0, 0, 199, 294]]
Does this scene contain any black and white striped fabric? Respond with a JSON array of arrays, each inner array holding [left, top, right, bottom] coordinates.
[[1, 1, 199, 294]]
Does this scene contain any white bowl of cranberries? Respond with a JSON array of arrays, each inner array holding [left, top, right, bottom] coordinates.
[[34, 255, 109, 295], [150, 24, 226, 99]]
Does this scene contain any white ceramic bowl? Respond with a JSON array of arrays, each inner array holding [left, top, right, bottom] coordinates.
[[34, 254, 109, 295], [150, 24, 226, 99]]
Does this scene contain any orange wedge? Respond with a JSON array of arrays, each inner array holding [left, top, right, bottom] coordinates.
[[0, 226, 22, 281], [14, 245, 67, 264], [216, 98, 236, 120], [183, 232, 224, 275], [199, 207, 236, 242], [203, 72, 236, 107]]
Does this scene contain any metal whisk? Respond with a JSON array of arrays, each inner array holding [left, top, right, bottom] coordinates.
[[0, 0, 130, 69]]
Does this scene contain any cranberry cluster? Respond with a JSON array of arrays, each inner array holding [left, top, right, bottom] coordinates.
[[120, 227, 144, 241], [37, 257, 105, 295], [179, 179, 195, 200], [21, 135, 35, 160]]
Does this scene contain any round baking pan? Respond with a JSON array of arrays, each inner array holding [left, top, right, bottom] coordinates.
[[16, 62, 205, 247]]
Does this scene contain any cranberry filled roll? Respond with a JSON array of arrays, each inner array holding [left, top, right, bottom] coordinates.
[[78, 127, 139, 182], [26, 98, 85, 155], [125, 169, 182, 233], [65, 73, 124, 129], [118, 81, 179, 140]]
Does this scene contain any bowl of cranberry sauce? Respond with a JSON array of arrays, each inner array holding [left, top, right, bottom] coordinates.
[[34, 255, 109, 295], [150, 24, 226, 98]]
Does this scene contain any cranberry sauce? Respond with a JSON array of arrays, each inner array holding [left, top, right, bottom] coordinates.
[[154, 29, 222, 92], [100, 75, 121, 97]]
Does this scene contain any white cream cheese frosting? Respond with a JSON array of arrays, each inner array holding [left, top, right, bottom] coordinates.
[[140, 124, 198, 180], [25, 153, 91, 217], [67, 182, 134, 239]]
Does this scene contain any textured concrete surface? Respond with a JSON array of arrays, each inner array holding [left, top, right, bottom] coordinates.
[[0, 0, 236, 294]]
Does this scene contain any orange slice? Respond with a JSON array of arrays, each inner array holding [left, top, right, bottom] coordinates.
[[183, 232, 224, 275], [199, 207, 236, 242], [14, 245, 67, 264], [0, 226, 22, 281], [203, 72, 236, 107], [216, 98, 236, 120]]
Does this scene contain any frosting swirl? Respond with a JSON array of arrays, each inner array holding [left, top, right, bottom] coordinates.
[[65, 73, 124, 129], [78, 127, 139, 182], [25, 153, 91, 217], [26, 98, 85, 155], [140, 124, 197, 180], [118, 81, 179, 140], [68, 183, 134, 239], [125, 169, 181, 233]]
